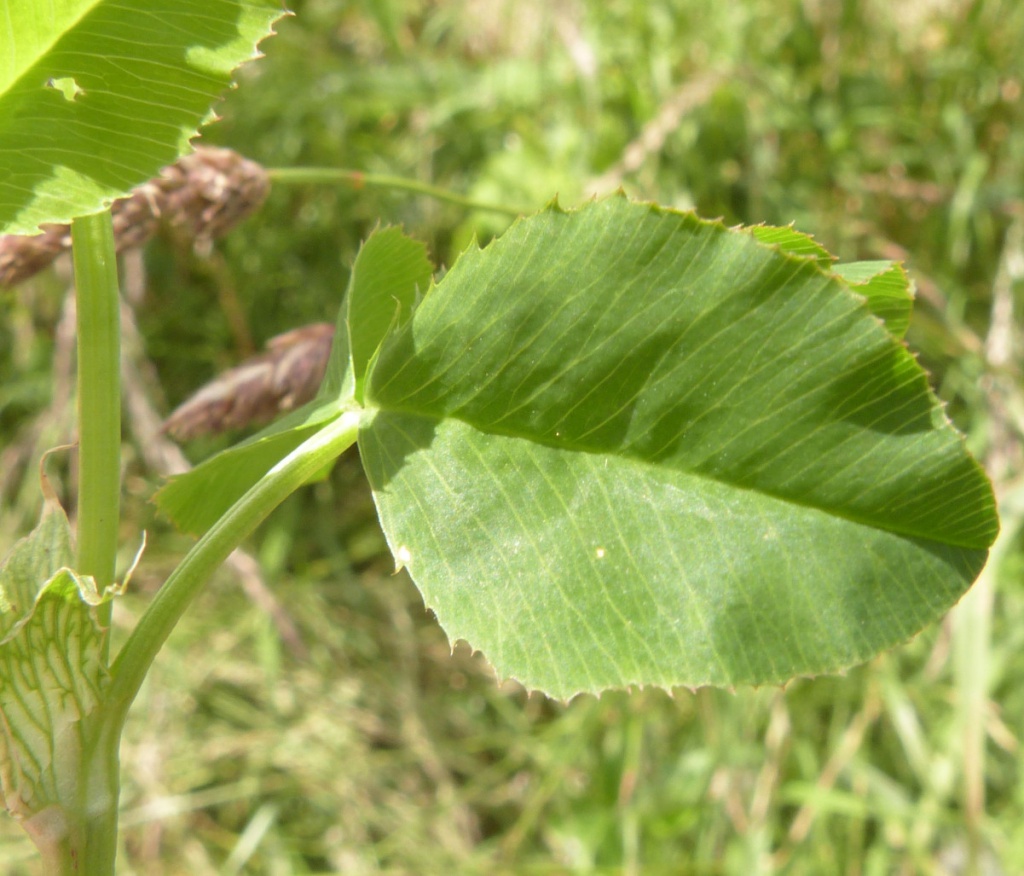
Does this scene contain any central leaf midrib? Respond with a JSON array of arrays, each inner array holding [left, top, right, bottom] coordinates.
[[360, 401, 983, 551]]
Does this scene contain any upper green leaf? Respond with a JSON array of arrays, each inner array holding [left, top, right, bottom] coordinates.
[[358, 197, 998, 697], [0, 0, 285, 234]]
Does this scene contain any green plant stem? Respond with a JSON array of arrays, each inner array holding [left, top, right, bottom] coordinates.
[[77, 720, 121, 876], [106, 410, 361, 725], [69, 209, 122, 876], [71, 210, 121, 653], [267, 166, 529, 217]]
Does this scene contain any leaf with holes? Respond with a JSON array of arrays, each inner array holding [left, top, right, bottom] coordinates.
[[0, 0, 284, 233], [356, 196, 998, 698]]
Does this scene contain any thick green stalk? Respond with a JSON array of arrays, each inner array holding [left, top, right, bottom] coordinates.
[[69, 208, 359, 871], [267, 166, 528, 216], [77, 720, 122, 876], [69, 209, 122, 875], [72, 211, 121, 615]]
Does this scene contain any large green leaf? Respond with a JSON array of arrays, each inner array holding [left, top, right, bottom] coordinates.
[[358, 197, 997, 697], [0, 0, 284, 234]]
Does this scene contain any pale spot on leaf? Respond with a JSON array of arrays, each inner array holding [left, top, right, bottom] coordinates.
[[395, 545, 412, 570], [46, 77, 84, 101]]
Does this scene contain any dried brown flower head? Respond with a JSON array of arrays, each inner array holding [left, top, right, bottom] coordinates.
[[162, 322, 335, 441], [0, 147, 269, 287]]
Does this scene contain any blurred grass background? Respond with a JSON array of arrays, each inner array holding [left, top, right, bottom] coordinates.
[[2, 0, 1024, 872]]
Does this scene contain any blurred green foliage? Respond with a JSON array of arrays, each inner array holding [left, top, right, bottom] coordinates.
[[2, 0, 1023, 872]]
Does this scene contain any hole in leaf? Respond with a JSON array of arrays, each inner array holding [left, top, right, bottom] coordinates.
[[46, 77, 84, 101]]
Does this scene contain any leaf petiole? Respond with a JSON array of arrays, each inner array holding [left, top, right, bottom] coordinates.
[[105, 410, 361, 724]]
